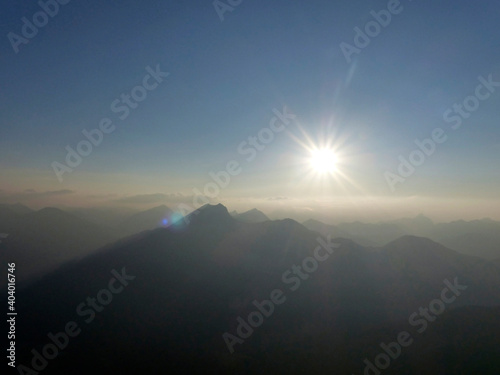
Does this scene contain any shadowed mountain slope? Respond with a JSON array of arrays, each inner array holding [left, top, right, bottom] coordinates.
[[9, 205, 500, 374]]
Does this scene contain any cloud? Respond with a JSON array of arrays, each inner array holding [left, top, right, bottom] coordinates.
[[31, 189, 74, 197], [0, 189, 75, 201], [115, 193, 169, 204], [86, 193, 119, 199], [114, 193, 209, 205], [267, 196, 288, 201]]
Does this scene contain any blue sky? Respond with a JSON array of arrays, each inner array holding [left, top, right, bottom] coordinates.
[[1, 0, 499, 221]]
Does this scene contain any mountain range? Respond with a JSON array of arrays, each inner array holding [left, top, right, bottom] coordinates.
[[2, 202, 499, 289], [6, 204, 500, 374], [304, 215, 500, 260]]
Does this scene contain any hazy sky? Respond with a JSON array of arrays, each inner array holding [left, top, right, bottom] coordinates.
[[1, 0, 499, 221]]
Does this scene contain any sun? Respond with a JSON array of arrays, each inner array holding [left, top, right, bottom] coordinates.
[[309, 148, 338, 174]]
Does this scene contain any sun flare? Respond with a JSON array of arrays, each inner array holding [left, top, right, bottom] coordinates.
[[309, 148, 337, 174]]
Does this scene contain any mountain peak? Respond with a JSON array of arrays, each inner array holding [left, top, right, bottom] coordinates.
[[234, 208, 270, 223], [414, 213, 433, 223], [186, 204, 233, 223], [200, 203, 231, 216], [181, 204, 236, 235], [198, 203, 228, 213]]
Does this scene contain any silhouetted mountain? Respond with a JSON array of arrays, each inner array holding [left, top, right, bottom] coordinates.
[[0, 207, 121, 287], [0, 205, 20, 228], [337, 220, 407, 246], [431, 219, 500, 260], [233, 208, 270, 223], [0, 203, 34, 215], [302, 218, 377, 246], [118, 205, 173, 235], [67, 206, 139, 229], [390, 214, 435, 236], [10, 204, 500, 374], [381, 236, 500, 310], [185, 203, 235, 226], [318, 216, 500, 259]]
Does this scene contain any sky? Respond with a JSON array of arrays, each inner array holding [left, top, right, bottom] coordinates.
[[1, 0, 499, 222]]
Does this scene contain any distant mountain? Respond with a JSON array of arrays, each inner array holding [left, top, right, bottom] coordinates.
[[11, 204, 500, 374], [316, 215, 500, 259], [233, 208, 270, 223], [302, 218, 377, 246], [380, 235, 500, 310], [430, 219, 500, 260], [389, 214, 435, 236], [68, 206, 139, 229], [337, 220, 407, 246], [118, 205, 174, 235], [0, 202, 34, 215], [437, 231, 500, 260]]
